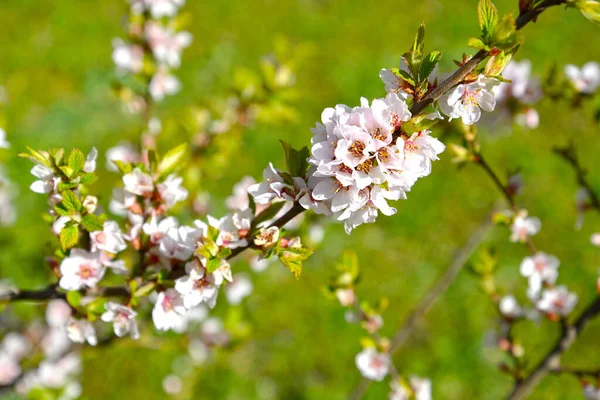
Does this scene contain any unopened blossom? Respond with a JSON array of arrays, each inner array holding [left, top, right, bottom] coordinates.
[[499, 295, 522, 319], [510, 211, 541, 243], [66, 318, 97, 346], [90, 221, 127, 254], [565, 62, 600, 94], [355, 348, 390, 381], [101, 302, 140, 339], [82, 195, 98, 214], [175, 259, 220, 309], [145, 22, 192, 68], [336, 288, 356, 307], [254, 226, 280, 247], [123, 168, 154, 196], [591, 233, 600, 247], [536, 286, 578, 317], [29, 164, 57, 194], [152, 289, 187, 331], [520, 252, 560, 299], [225, 275, 253, 305], [106, 142, 140, 172], [157, 174, 188, 208], [149, 68, 181, 101], [59, 249, 105, 290], [112, 39, 144, 74], [439, 75, 499, 125]]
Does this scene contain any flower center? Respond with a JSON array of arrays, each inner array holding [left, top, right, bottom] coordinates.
[[348, 141, 366, 158], [356, 159, 374, 173], [79, 264, 95, 280]]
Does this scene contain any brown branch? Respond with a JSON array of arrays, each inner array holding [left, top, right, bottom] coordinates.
[[555, 144, 600, 214], [508, 297, 600, 400], [409, 0, 566, 116]]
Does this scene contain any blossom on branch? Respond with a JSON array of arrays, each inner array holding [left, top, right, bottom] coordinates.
[[355, 348, 390, 381], [439, 75, 499, 125]]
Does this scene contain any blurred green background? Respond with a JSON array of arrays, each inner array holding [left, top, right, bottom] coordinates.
[[1, 0, 600, 399]]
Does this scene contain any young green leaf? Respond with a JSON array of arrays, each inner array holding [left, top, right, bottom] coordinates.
[[419, 51, 442, 83], [280, 141, 310, 177], [68, 149, 86, 175], [157, 143, 188, 179], [478, 0, 499, 41], [60, 225, 80, 251], [81, 214, 104, 232], [61, 190, 82, 213], [66, 290, 82, 307], [279, 254, 303, 279]]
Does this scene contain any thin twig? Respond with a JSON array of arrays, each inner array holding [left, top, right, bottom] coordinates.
[[508, 297, 600, 400], [555, 144, 600, 214]]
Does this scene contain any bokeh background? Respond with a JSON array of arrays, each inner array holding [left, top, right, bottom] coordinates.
[[1, 0, 600, 399]]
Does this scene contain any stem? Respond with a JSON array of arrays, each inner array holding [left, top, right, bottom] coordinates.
[[508, 297, 600, 400], [555, 145, 600, 214], [475, 154, 516, 209], [409, 0, 566, 116]]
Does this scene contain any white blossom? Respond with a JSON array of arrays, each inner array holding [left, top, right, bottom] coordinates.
[[112, 39, 144, 74], [66, 318, 97, 346], [584, 384, 600, 400], [175, 259, 221, 309], [123, 168, 154, 196], [90, 221, 127, 254], [106, 142, 140, 172], [520, 252, 560, 299], [0, 128, 10, 149], [208, 209, 252, 249], [536, 286, 578, 316], [499, 295, 522, 319], [145, 22, 192, 68], [101, 302, 140, 339], [226, 176, 256, 211], [152, 289, 187, 331], [0, 352, 21, 385], [565, 62, 600, 94], [254, 226, 280, 247], [439, 75, 499, 125], [149, 68, 181, 101], [59, 249, 105, 290], [355, 348, 390, 381], [157, 174, 188, 208], [591, 233, 600, 247], [510, 211, 541, 243], [29, 165, 57, 194], [225, 275, 253, 305]]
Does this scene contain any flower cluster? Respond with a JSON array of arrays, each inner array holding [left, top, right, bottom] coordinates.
[[113, 0, 192, 105]]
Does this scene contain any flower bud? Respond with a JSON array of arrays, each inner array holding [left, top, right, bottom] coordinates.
[[83, 195, 98, 214]]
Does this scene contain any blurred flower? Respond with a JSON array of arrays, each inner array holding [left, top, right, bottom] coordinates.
[[149, 67, 181, 101], [584, 383, 600, 400], [225, 275, 253, 305], [499, 295, 522, 319], [520, 252, 560, 299], [510, 211, 541, 243], [355, 348, 390, 381], [66, 318, 97, 346], [157, 175, 188, 208], [123, 168, 154, 196], [106, 142, 140, 172], [591, 233, 600, 247], [112, 39, 144, 74], [226, 176, 256, 211], [162, 374, 183, 395], [145, 22, 192, 68], [565, 62, 600, 94], [0, 127, 10, 149], [101, 302, 140, 339], [536, 286, 578, 317]]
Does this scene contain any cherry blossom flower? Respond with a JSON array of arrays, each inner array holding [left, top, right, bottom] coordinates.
[[84, 147, 98, 173], [158, 224, 203, 260], [145, 22, 192, 68], [101, 302, 140, 339], [439, 75, 499, 125], [510, 211, 541, 243], [379, 57, 434, 99], [112, 39, 144, 74], [225, 275, 253, 305], [90, 221, 127, 254], [157, 174, 188, 208], [0, 352, 21, 385], [149, 68, 181, 101], [248, 163, 296, 204], [208, 209, 252, 249], [152, 289, 187, 331], [175, 259, 221, 309], [254, 226, 280, 247], [565, 62, 600, 94], [0, 128, 10, 149], [536, 286, 578, 317], [226, 176, 256, 211], [59, 249, 105, 290], [336, 288, 356, 307], [520, 252, 560, 299], [584, 384, 600, 400], [82, 195, 98, 214], [1, 333, 31, 360], [143, 214, 178, 244], [66, 318, 97, 346], [355, 348, 390, 381], [46, 299, 72, 328], [123, 168, 154, 196], [499, 295, 522, 319]]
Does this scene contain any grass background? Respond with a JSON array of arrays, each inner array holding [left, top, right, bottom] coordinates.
[[1, 0, 600, 399]]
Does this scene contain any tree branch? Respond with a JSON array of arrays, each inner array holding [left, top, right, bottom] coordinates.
[[555, 144, 600, 214], [508, 296, 600, 400], [409, 0, 566, 116]]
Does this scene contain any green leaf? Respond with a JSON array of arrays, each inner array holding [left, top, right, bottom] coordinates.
[[59, 165, 74, 179], [49, 148, 65, 166], [61, 190, 82, 212], [85, 297, 107, 316], [19, 147, 53, 168], [411, 22, 426, 63], [468, 37, 490, 50], [81, 214, 104, 232], [280, 141, 310, 177], [491, 14, 522, 51], [66, 291, 82, 307], [57, 181, 78, 192], [402, 115, 440, 134], [68, 149, 86, 175], [395, 68, 415, 86], [113, 160, 133, 174], [419, 51, 442, 83], [157, 143, 188, 179], [279, 254, 303, 278], [205, 257, 221, 273], [133, 281, 157, 297], [60, 225, 79, 251], [80, 173, 98, 185], [478, 0, 498, 40]]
